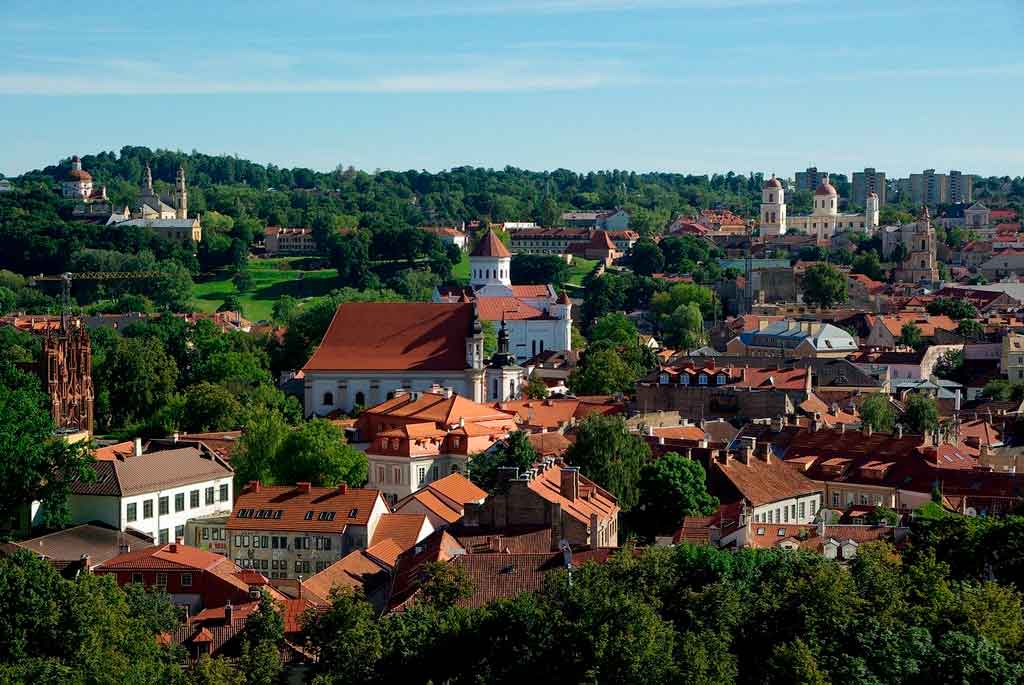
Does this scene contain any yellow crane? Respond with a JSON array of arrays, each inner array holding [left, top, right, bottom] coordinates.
[[29, 271, 167, 328]]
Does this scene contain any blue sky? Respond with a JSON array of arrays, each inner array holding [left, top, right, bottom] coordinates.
[[3, 0, 1024, 178]]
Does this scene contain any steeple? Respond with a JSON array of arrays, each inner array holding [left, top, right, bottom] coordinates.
[[143, 163, 153, 194], [174, 165, 188, 219], [485, 316, 522, 401], [489, 317, 517, 368]]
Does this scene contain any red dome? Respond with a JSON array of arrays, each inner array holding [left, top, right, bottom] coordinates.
[[763, 176, 782, 189], [814, 180, 837, 196], [68, 168, 92, 182]]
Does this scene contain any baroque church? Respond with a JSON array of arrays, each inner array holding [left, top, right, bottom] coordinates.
[[433, 229, 573, 362], [107, 162, 202, 244], [759, 174, 879, 240]]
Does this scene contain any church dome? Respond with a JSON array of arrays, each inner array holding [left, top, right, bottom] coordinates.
[[68, 168, 92, 182], [814, 179, 837, 196], [763, 175, 782, 189]]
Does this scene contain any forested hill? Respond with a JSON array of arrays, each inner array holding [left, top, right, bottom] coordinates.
[[13, 146, 773, 233]]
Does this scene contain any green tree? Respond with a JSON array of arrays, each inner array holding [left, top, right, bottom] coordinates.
[[217, 294, 242, 314], [800, 263, 848, 309], [665, 301, 705, 350], [231, 409, 289, 487], [851, 250, 885, 281], [159, 382, 243, 433], [635, 452, 717, 538], [231, 268, 253, 292], [94, 335, 178, 430], [469, 430, 539, 493], [190, 655, 245, 685], [523, 373, 549, 400], [418, 561, 475, 607], [564, 414, 649, 510], [927, 297, 978, 321], [589, 312, 639, 347], [765, 639, 829, 685], [244, 589, 284, 645], [934, 349, 966, 383], [271, 295, 298, 324], [904, 394, 940, 435], [567, 346, 637, 395], [859, 393, 896, 433], [510, 254, 570, 286], [303, 587, 383, 684], [899, 322, 924, 350], [629, 239, 665, 277], [275, 419, 367, 487], [239, 639, 282, 685], [957, 318, 984, 340]]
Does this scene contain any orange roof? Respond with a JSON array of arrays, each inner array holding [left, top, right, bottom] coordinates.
[[427, 472, 487, 505], [713, 454, 820, 507], [652, 425, 707, 441], [227, 483, 384, 533], [877, 313, 957, 338], [370, 513, 429, 551], [93, 440, 135, 461], [512, 285, 552, 298], [492, 397, 624, 430], [302, 303, 475, 372], [527, 431, 572, 457], [397, 489, 463, 524], [471, 229, 512, 258], [527, 463, 619, 526], [474, 297, 545, 321], [364, 539, 407, 568], [365, 391, 513, 427], [301, 550, 388, 604]]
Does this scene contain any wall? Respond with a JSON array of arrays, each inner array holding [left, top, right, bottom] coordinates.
[[120, 476, 234, 543], [305, 371, 480, 415], [68, 495, 121, 529]]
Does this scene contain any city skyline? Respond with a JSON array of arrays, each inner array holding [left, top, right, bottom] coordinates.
[[3, 0, 1024, 177]]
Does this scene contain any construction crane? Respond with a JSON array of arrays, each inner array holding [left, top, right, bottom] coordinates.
[[29, 271, 167, 328]]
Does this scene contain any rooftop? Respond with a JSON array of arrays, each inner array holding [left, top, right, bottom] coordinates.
[[227, 482, 384, 533]]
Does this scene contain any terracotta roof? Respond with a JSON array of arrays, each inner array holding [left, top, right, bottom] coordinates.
[[388, 530, 467, 610], [512, 285, 552, 298], [68, 168, 92, 181], [590, 230, 617, 250], [302, 303, 475, 372], [652, 425, 707, 440], [15, 524, 154, 567], [712, 454, 820, 507], [365, 391, 513, 427], [474, 296, 545, 321], [876, 313, 957, 338], [527, 431, 572, 457], [815, 179, 837, 196], [174, 431, 243, 460], [471, 230, 512, 258], [764, 176, 782, 189], [97, 542, 237, 574], [301, 550, 389, 604], [69, 446, 232, 497], [227, 483, 385, 532], [397, 489, 463, 524], [364, 539, 407, 568], [527, 463, 619, 526], [93, 441, 135, 461], [427, 473, 487, 505], [370, 513, 429, 552], [492, 397, 624, 430], [450, 550, 616, 608]]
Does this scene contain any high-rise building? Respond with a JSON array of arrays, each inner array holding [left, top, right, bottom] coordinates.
[[851, 168, 887, 207], [949, 170, 973, 204], [794, 167, 828, 193], [899, 169, 974, 206]]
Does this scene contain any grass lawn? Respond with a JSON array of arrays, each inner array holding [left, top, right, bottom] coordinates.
[[565, 258, 598, 286], [452, 251, 470, 284], [193, 257, 339, 321]]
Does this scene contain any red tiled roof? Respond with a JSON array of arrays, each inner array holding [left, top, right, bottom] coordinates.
[[93, 440, 135, 461], [398, 489, 463, 524], [471, 230, 512, 258], [97, 543, 234, 573], [713, 454, 820, 507], [302, 303, 474, 372], [527, 463, 619, 526], [450, 550, 616, 608], [301, 550, 389, 604], [474, 297, 545, 321], [370, 513, 429, 551], [512, 285, 552, 298], [427, 473, 487, 505], [227, 483, 385, 532], [652, 425, 707, 441], [876, 313, 958, 338], [527, 431, 572, 458]]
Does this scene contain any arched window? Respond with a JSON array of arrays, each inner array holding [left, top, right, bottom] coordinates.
[[509, 379, 516, 397], [322, 392, 334, 406], [354, 391, 365, 407]]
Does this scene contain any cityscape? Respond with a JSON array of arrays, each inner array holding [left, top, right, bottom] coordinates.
[[3, 1, 1024, 684]]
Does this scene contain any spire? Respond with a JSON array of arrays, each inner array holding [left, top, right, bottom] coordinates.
[[488, 315, 518, 368], [143, 163, 153, 194]]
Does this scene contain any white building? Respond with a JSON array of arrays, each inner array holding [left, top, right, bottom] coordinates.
[[434, 229, 573, 362], [759, 175, 879, 240], [64, 442, 234, 544]]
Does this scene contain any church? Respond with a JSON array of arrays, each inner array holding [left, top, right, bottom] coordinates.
[[890, 205, 939, 283], [759, 175, 879, 240], [433, 229, 573, 362], [107, 163, 202, 244]]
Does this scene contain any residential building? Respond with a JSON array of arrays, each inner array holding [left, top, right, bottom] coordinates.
[[508, 227, 638, 255], [794, 167, 828, 193], [560, 208, 630, 230], [851, 168, 887, 207], [95, 541, 277, 615], [725, 319, 858, 359], [263, 226, 318, 255], [463, 459, 620, 549], [980, 252, 1024, 281], [863, 313, 958, 350], [394, 472, 488, 529], [901, 169, 973, 206], [358, 390, 518, 504], [490, 395, 624, 432], [434, 230, 573, 362], [636, 361, 811, 419], [226, 481, 390, 579], [64, 443, 233, 544], [302, 302, 487, 415], [420, 225, 468, 250], [7, 524, 153, 575], [852, 346, 962, 382], [1002, 333, 1024, 381], [759, 175, 878, 239]]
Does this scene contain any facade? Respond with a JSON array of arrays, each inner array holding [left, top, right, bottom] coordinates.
[[434, 229, 573, 362], [760, 175, 878, 239], [226, 481, 390, 579], [891, 206, 939, 283], [358, 390, 517, 504], [302, 302, 486, 415], [794, 167, 828, 193], [1001, 333, 1024, 381], [508, 227, 638, 255], [264, 226, 318, 255], [900, 169, 973, 206], [851, 168, 887, 207], [65, 444, 233, 544], [419, 225, 468, 250], [464, 460, 620, 549], [560, 208, 630, 230], [726, 320, 858, 359]]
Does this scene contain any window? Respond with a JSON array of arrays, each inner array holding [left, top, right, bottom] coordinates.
[[156, 573, 167, 588], [716, 374, 726, 385], [233, 535, 241, 546], [261, 536, 269, 548], [181, 573, 192, 587], [219, 484, 229, 502], [272, 536, 279, 549], [159, 496, 169, 515], [159, 529, 169, 544], [783, 507, 789, 523], [810, 500, 817, 516], [417, 466, 427, 485], [322, 392, 334, 406], [205, 487, 214, 505], [202, 527, 210, 540], [174, 493, 185, 512], [190, 490, 199, 508], [355, 392, 365, 406], [832, 492, 840, 506], [143, 499, 153, 519], [126, 503, 137, 522], [376, 466, 385, 484], [175, 525, 184, 540], [393, 467, 401, 484], [131, 573, 143, 584], [698, 374, 708, 385], [304, 510, 314, 521], [799, 502, 806, 519]]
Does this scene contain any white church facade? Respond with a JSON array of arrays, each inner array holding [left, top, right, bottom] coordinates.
[[434, 229, 573, 362], [760, 175, 879, 240]]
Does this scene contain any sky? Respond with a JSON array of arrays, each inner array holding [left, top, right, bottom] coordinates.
[[3, 0, 1024, 178]]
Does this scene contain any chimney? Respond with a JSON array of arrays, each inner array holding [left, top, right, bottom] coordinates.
[[338, 483, 349, 495], [658, 436, 665, 446], [80, 552, 90, 570], [647, 425, 654, 437], [955, 388, 962, 412], [168, 542, 177, 553], [224, 602, 233, 625], [247, 480, 261, 493], [897, 424, 903, 439], [173, 432, 179, 443], [134, 437, 143, 457], [297, 482, 312, 494]]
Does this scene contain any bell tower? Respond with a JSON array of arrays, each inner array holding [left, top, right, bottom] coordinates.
[[174, 165, 188, 219], [759, 175, 786, 236], [485, 319, 523, 402]]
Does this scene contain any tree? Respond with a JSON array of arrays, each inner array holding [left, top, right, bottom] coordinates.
[[957, 318, 984, 341], [510, 254, 570, 286], [245, 589, 284, 646], [275, 419, 367, 487], [271, 295, 298, 324], [866, 506, 900, 526], [800, 263, 847, 309], [218, 294, 242, 314], [890, 242, 908, 263], [927, 297, 978, 321], [564, 414, 649, 510], [934, 349, 966, 384], [231, 268, 253, 292], [0, 369, 94, 527], [93, 335, 178, 430], [469, 430, 539, 493], [240, 590, 284, 685], [764, 639, 828, 685], [303, 587, 383, 684], [589, 312, 639, 348], [567, 346, 637, 395], [231, 409, 289, 487], [635, 452, 717, 538], [859, 393, 896, 433], [523, 373, 549, 400], [418, 561, 475, 607], [664, 301, 705, 350], [190, 655, 245, 685], [899, 322, 924, 351], [851, 250, 885, 281], [904, 394, 940, 436], [159, 382, 243, 433], [629, 239, 665, 277]]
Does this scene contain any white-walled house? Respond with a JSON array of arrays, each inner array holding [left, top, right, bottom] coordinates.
[[65, 444, 234, 544]]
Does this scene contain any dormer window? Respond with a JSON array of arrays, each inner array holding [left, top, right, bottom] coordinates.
[[715, 374, 726, 385], [698, 374, 708, 385], [659, 373, 669, 385], [682, 375, 690, 385]]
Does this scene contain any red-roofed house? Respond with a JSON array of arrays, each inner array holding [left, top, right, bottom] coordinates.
[[394, 473, 488, 529]]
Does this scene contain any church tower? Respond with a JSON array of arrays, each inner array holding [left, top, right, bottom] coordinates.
[[174, 165, 188, 219], [759, 175, 786, 236], [469, 229, 512, 292], [898, 205, 939, 283], [142, 163, 154, 195], [865, 192, 880, 232], [485, 319, 523, 402]]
